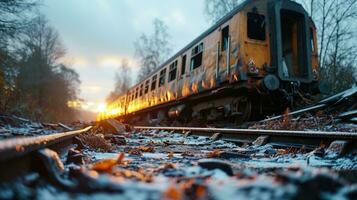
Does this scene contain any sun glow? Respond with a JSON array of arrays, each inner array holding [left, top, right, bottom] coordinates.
[[95, 103, 107, 113], [67, 100, 108, 113]]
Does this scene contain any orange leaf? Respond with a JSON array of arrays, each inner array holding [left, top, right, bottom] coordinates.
[[128, 148, 143, 156], [195, 185, 207, 199], [117, 152, 125, 164], [167, 152, 174, 159], [91, 152, 125, 172], [139, 146, 155, 153], [162, 186, 182, 200], [90, 159, 117, 172], [207, 149, 222, 158]]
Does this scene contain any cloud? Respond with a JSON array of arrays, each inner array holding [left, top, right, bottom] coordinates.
[[170, 10, 186, 25], [96, 55, 139, 70], [42, 0, 208, 107]]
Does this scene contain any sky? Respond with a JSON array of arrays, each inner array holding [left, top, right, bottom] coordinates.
[[41, 0, 209, 111]]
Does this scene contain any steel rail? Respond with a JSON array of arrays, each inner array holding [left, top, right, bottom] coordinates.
[[0, 126, 92, 162], [135, 126, 357, 139], [0, 126, 92, 181], [134, 126, 357, 148]]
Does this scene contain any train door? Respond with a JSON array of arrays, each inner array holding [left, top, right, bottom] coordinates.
[[177, 54, 187, 98], [218, 24, 230, 83], [269, 0, 312, 83]]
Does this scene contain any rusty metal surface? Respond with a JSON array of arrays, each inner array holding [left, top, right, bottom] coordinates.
[[0, 126, 92, 162]]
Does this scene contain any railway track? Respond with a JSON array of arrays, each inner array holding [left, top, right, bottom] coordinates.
[[0, 123, 355, 181], [135, 126, 357, 150], [1, 121, 357, 199], [0, 126, 92, 181]]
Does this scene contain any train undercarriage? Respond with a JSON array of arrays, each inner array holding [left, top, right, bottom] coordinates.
[[119, 79, 321, 127]]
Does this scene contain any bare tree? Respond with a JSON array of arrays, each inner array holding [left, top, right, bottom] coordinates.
[[18, 15, 65, 65], [57, 64, 81, 100], [295, 0, 357, 92], [0, 0, 39, 46], [0, 2, 80, 121], [15, 14, 80, 121], [0, 0, 39, 113], [134, 18, 171, 81], [204, 0, 242, 23], [106, 59, 132, 103]]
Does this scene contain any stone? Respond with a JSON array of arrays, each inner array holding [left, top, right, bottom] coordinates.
[[252, 136, 270, 146], [99, 119, 126, 134], [219, 151, 250, 159], [210, 133, 222, 141], [198, 159, 234, 176], [66, 149, 85, 165], [104, 135, 127, 145], [312, 147, 325, 157], [294, 174, 344, 199], [326, 140, 350, 157], [184, 130, 192, 138]]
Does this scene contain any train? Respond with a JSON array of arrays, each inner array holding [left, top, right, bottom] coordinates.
[[99, 0, 323, 125]]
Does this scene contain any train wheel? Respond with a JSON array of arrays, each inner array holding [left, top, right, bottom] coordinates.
[[233, 97, 252, 125]]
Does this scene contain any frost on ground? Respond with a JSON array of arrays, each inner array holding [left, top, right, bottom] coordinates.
[[0, 115, 88, 139], [1, 128, 357, 200]]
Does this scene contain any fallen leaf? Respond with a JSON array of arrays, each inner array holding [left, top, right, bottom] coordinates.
[[207, 149, 222, 158], [128, 148, 143, 156], [139, 146, 155, 153], [117, 152, 125, 164], [168, 152, 174, 159], [181, 151, 194, 157], [195, 185, 207, 199], [90, 159, 117, 172], [91, 152, 125, 172], [162, 186, 183, 200], [112, 169, 153, 182]]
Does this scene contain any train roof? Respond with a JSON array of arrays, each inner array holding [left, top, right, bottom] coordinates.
[[130, 0, 253, 89]]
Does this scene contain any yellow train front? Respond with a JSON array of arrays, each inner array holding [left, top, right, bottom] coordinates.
[[100, 0, 321, 124]]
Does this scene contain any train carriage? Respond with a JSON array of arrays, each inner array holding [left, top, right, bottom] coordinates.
[[99, 0, 321, 124]]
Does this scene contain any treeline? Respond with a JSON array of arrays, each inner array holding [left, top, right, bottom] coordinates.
[[0, 1, 80, 122]]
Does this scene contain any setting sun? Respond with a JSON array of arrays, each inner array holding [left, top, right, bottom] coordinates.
[[95, 103, 107, 113]]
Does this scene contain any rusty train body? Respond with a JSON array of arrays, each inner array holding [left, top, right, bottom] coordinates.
[[100, 0, 321, 124]]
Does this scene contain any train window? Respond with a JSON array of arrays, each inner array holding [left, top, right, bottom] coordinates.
[[221, 26, 229, 50], [135, 88, 138, 99], [168, 60, 177, 82], [310, 28, 315, 52], [151, 75, 157, 90], [144, 80, 149, 94], [139, 84, 143, 97], [181, 55, 186, 76], [190, 43, 204, 70], [159, 68, 166, 87], [247, 12, 266, 41]]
